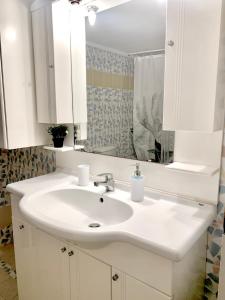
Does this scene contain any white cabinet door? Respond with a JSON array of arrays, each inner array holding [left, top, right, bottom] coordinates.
[[70, 249, 112, 300], [164, 0, 224, 132], [32, 0, 73, 124], [0, 0, 48, 149], [32, 228, 70, 300], [71, 6, 87, 140], [112, 268, 171, 300], [12, 218, 34, 300]]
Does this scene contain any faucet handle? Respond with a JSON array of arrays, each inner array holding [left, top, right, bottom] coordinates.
[[97, 173, 114, 181]]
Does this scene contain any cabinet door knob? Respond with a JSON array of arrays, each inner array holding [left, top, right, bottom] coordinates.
[[112, 274, 119, 281], [61, 247, 67, 253], [168, 40, 174, 47], [68, 251, 74, 257], [49, 64, 54, 69], [19, 225, 24, 230]]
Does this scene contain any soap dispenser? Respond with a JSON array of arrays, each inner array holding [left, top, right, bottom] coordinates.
[[131, 163, 144, 202]]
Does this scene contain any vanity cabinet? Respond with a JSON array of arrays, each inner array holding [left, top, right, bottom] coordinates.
[[163, 0, 225, 132], [0, 0, 48, 149], [13, 219, 171, 300], [31, 0, 87, 131], [12, 195, 205, 300]]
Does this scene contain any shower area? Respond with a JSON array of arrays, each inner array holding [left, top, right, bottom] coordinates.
[[132, 51, 174, 163]]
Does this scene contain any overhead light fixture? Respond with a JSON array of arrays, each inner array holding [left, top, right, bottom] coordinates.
[[69, 0, 82, 4], [87, 6, 98, 26]]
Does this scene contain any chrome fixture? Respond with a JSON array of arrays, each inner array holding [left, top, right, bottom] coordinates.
[[129, 48, 165, 57], [94, 173, 115, 192], [68, 0, 82, 4], [68, 251, 74, 257], [87, 5, 98, 26], [112, 274, 119, 281], [61, 247, 67, 253], [167, 40, 174, 47]]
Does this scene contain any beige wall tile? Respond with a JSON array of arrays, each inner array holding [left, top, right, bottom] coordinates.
[[87, 69, 134, 90]]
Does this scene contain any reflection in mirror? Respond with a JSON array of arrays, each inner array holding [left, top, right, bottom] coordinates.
[[76, 0, 174, 164]]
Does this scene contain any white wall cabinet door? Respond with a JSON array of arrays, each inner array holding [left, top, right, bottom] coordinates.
[[12, 218, 35, 300], [70, 249, 112, 300], [71, 6, 87, 140], [32, 0, 73, 124], [0, 0, 48, 149], [163, 0, 225, 132], [32, 228, 71, 300]]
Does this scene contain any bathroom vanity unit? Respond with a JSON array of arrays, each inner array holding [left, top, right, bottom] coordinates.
[[8, 172, 215, 300]]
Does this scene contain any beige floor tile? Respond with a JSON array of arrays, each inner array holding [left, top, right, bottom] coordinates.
[[0, 245, 18, 300], [0, 269, 10, 285], [0, 245, 16, 270], [0, 277, 18, 300]]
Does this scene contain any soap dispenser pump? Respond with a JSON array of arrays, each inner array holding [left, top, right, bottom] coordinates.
[[131, 163, 144, 202]]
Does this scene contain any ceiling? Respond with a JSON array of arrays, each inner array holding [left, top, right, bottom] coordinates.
[[85, 0, 166, 54]]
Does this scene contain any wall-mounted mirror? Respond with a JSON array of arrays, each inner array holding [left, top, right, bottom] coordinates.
[[76, 0, 174, 164]]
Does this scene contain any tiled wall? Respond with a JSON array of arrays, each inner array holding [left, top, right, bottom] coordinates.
[[0, 147, 56, 245], [205, 132, 225, 299], [83, 45, 135, 158]]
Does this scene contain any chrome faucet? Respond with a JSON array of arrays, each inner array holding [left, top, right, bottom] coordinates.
[[94, 173, 115, 192]]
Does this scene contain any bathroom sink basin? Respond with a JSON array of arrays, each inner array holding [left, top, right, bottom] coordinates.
[[8, 173, 216, 261], [20, 188, 133, 232]]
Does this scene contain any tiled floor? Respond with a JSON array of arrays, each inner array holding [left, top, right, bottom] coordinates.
[[0, 245, 18, 300]]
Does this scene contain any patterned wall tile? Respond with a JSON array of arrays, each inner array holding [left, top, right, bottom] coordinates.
[[205, 132, 225, 299], [83, 45, 135, 158], [0, 147, 56, 246], [86, 45, 134, 76]]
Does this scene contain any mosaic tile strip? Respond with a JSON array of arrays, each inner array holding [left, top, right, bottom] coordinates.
[[0, 225, 13, 246], [0, 147, 56, 208], [0, 258, 16, 279], [0, 146, 56, 246], [205, 132, 225, 299]]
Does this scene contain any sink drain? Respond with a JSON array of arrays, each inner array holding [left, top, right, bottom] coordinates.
[[89, 223, 101, 228]]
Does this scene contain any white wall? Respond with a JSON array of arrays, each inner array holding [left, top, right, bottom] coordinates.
[[56, 129, 222, 205]]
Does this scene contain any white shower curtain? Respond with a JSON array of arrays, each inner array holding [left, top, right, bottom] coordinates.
[[133, 55, 174, 163]]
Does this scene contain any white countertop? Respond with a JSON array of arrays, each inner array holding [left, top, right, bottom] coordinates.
[[7, 171, 216, 261]]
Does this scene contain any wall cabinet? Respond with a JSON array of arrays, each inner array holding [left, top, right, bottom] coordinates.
[[31, 0, 87, 130], [12, 196, 206, 300], [163, 0, 225, 132], [0, 0, 48, 149]]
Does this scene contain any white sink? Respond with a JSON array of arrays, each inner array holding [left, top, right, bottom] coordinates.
[[7, 172, 216, 261], [21, 188, 133, 228]]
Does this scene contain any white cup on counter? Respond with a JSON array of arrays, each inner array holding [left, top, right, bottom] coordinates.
[[77, 164, 90, 186]]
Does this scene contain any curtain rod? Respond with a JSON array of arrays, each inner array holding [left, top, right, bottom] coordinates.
[[128, 49, 165, 56]]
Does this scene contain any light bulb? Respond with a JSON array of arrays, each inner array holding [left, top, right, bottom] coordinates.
[[87, 6, 98, 26], [88, 10, 96, 26]]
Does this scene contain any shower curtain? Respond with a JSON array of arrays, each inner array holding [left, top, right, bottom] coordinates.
[[133, 55, 174, 163]]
